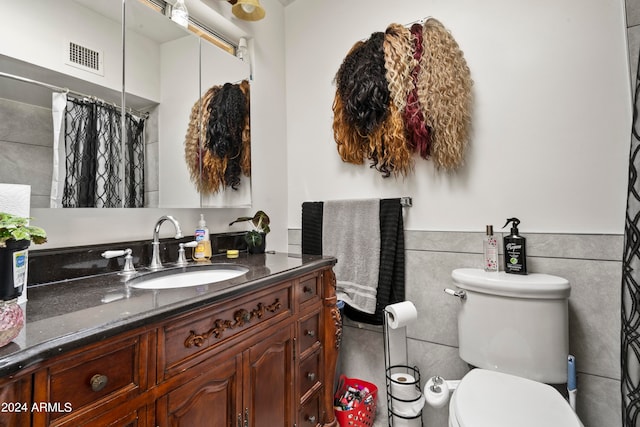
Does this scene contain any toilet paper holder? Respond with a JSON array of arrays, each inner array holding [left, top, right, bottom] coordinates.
[[385, 365, 424, 426]]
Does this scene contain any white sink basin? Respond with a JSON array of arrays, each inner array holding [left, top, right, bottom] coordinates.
[[128, 265, 249, 290]]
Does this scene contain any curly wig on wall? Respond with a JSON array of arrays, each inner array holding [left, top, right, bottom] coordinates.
[[331, 17, 472, 176], [335, 32, 390, 135], [404, 23, 431, 158], [418, 18, 473, 171], [333, 34, 414, 177], [383, 23, 416, 113], [367, 103, 414, 177]]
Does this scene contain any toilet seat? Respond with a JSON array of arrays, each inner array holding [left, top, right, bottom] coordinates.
[[449, 369, 583, 427]]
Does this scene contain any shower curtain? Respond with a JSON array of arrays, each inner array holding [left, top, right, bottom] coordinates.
[[622, 50, 640, 426], [50, 95, 145, 208]]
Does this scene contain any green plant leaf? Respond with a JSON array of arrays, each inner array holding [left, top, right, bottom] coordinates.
[[0, 212, 47, 246]]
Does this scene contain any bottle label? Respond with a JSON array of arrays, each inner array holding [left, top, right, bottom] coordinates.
[[195, 229, 205, 242], [484, 237, 498, 272], [194, 242, 205, 259], [505, 243, 523, 272], [13, 250, 28, 289]]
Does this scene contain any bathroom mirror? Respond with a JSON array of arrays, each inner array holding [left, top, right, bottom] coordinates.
[[0, 0, 252, 209]]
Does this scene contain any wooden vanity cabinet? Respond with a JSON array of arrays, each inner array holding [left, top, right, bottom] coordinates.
[[0, 263, 340, 427]]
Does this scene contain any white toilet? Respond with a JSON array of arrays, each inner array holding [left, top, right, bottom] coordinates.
[[446, 268, 583, 427]]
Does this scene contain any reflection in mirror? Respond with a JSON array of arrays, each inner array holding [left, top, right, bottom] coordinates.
[[0, 0, 251, 209], [125, 0, 251, 208], [1, 0, 124, 208], [195, 38, 251, 208]]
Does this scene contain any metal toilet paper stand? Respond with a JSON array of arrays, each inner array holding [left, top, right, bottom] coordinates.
[[383, 308, 424, 427]]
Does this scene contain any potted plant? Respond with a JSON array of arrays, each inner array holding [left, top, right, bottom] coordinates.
[[0, 212, 47, 300], [0, 212, 47, 347], [229, 210, 270, 254]]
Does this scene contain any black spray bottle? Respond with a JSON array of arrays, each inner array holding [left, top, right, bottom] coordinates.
[[502, 218, 527, 274]]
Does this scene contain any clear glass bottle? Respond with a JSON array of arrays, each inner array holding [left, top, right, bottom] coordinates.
[[483, 225, 498, 272], [171, 0, 189, 28]]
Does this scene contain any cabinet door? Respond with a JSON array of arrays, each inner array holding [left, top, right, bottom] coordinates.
[[0, 376, 31, 427], [244, 325, 294, 427], [159, 355, 242, 427]]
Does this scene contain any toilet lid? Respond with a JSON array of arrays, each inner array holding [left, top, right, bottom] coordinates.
[[452, 369, 583, 427]]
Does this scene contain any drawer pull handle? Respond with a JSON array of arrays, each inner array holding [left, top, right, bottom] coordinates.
[[90, 374, 108, 392], [303, 286, 314, 294], [306, 415, 316, 424], [305, 329, 315, 337], [307, 372, 316, 382]]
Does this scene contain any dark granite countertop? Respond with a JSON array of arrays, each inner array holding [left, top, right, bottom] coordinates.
[[0, 252, 336, 377]]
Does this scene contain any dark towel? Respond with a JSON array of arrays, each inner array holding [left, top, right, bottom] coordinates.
[[302, 202, 324, 255], [301, 198, 405, 325]]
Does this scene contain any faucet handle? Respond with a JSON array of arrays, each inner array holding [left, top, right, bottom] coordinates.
[[101, 248, 136, 275], [176, 241, 198, 267]]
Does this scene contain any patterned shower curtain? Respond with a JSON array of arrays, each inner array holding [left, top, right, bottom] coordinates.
[[61, 97, 145, 208], [622, 49, 640, 426]]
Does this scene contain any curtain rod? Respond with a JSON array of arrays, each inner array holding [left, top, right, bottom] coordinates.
[[0, 71, 148, 118]]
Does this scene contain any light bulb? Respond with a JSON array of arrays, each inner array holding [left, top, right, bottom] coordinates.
[[241, 4, 255, 14]]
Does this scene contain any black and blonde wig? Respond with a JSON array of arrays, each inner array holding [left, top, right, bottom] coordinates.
[[207, 82, 248, 190], [185, 81, 250, 194]]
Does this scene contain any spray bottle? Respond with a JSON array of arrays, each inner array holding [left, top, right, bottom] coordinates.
[[502, 217, 527, 274]]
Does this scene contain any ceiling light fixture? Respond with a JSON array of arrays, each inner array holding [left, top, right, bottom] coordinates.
[[227, 0, 266, 21]]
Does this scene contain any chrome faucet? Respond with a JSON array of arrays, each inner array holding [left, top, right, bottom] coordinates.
[[150, 215, 183, 270]]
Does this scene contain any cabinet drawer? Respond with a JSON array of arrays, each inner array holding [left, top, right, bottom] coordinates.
[[298, 311, 321, 356], [299, 350, 322, 399], [298, 392, 321, 427], [162, 284, 292, 375], [297, 274, 320, 307], [46, 336, 141, 422]]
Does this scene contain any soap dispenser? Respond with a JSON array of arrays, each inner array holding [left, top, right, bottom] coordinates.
[[193, 214, 212, 262], [502, 217, 527, 274]]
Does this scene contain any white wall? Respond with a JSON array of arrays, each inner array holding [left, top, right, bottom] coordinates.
[[285, 0, 632, 234], [2, 0, 123, 94]]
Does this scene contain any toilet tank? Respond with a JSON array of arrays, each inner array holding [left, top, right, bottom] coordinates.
[[451, 268, 570, 384]]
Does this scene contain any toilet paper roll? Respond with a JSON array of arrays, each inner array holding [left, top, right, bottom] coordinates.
[[424, 376, 450, 409], [391, 373, 420, 400], [385, 301, 418, 329], [390, 373, 424, 418]]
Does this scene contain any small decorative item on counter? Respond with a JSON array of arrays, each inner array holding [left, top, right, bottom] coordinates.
[[334, 375, 377, 427], [0, 212, 47, 301], [0, 212, 46, 348], [229, 210, 270, 254], [0, 299, 24, 347]]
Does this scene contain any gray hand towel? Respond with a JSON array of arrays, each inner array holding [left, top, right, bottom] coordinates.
[[322, 199, 380, 314]]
